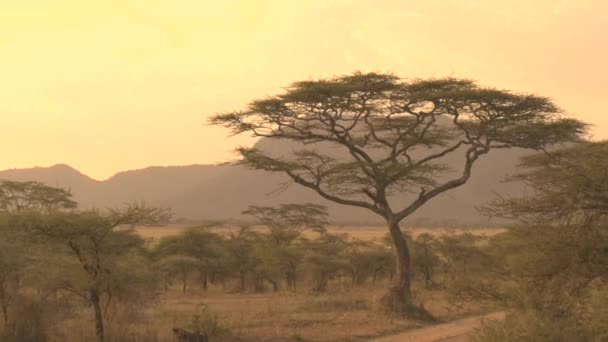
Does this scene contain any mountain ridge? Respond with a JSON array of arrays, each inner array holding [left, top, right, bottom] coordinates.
[[0, 140, 530, 225]]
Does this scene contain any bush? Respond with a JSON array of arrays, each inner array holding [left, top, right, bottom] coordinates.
[[189, 303, 231, 338]]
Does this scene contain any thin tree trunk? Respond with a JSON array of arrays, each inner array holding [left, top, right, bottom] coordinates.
[[0, 286, 8, 326], [202, 271, 208, 291], [1, 302, 7, 326], [240, 273, 246, 291], [90, 288, 105, 342], [423, 240, 433, 287], [182, 273, 187, 295]]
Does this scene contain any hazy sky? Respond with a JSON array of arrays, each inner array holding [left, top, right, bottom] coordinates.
[[1, 0, 607, 179]]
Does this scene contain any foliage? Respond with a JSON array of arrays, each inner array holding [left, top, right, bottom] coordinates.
[[3, 200, 169, 341], [0, 180, 76, 213], [210, 71, 587, 314], [155, 227, 226, 292], [469, 141, 608, 340], [211, 71, 586, 222], [243, 203, 328, 244]]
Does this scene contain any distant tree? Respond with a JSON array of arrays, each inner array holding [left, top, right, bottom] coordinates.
[[243, 203, 328, 244], [253, 240, 304, 291], [301, 232, 350, 292], [411, 233, 440, 287], [243, 204, 328, 290], [159, 255, 199, 295], [345, 240, 393, 286], [210, 71, 586, 317], [155, 228, 225, 292], [436, 233, 485, 277], [224, 226, 261, 291], [0, 180, 76, 213]]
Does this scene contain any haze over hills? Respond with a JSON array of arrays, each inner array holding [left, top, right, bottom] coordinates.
[[0, 138, 531, 226]]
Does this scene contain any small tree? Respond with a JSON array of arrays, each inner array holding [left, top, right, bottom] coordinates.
[[224, 226, 261, 291], [243, 203, 328, 244], [301, 232, 350, 292], [13, 203, 170, 342], [0, 180, 76, 327], [411, 233, 440, 287], [210, 71, 586, 316], [159, 255, 199, 294], [0, 240, 21, 326], [155, 228, 225, 292], [244, 203, 327, 290]]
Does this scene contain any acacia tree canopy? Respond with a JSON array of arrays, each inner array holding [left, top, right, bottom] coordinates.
[[243, 203, 328, 244], [0, 180, 76, 213], [211, 72, 587, 222]]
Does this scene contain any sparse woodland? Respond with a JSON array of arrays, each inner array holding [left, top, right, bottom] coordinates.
[[0, 73, 606, 341]]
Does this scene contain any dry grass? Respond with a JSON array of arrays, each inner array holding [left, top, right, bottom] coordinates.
[[47, 284, 448, 342], [160, 286, 415, 341], [38, 279, 486, 342]]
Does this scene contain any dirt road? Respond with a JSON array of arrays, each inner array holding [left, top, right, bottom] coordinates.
[[371, 312, 505, 342]]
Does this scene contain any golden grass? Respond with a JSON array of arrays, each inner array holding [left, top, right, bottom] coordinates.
[[159, 286, 416, 341], [50, 282, 472, 342]]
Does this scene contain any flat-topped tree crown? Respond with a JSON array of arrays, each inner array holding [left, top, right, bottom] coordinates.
[[211, 72, 587, 222], [210, 71, 587, 316]]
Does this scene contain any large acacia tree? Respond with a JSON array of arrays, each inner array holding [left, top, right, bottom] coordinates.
[[210, 72, 586, 316]]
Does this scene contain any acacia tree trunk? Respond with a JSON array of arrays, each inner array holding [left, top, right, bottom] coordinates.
[[381, 220, 435, 321], [422, 239, 433, 287], [201, 271, 208, 291], [1, 302, 7, 327], [269, 279, 278, 292], [90, 288, 105, 342], [382, 221, 412, 309], [286, 271, 297, 292], [373, 267, 383, 282]]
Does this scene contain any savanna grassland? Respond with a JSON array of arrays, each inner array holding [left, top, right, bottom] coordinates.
[[1, 167, 607, 342], [50, 225, 504, 342], [1, 72, 607, 342]]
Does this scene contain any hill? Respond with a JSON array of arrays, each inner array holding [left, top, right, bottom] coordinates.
[[0, 139, 530, 225]]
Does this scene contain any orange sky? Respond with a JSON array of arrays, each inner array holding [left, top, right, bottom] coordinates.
[[1, 0, 607, 180]]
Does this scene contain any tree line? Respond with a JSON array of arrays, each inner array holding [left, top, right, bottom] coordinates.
[[0, 179, 505, 341]]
